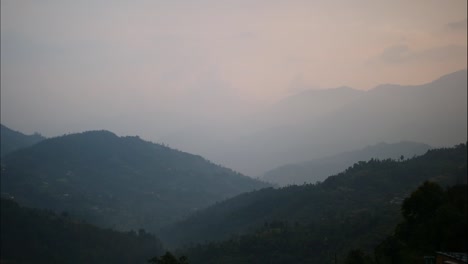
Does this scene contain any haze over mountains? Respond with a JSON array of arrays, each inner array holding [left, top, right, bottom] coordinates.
[[262, 141, 432, 186], [2, 70, 466, 178], [161, 70, 467, 176], [1, 1, 466, 262]]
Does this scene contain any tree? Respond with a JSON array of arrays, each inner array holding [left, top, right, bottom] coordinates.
[[401, 181, 444, 224], [345, 249, 373, 264], [148, 251, 188, 264]]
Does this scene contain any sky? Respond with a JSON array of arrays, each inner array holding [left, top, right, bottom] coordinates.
[[1, 0, 467, 140]]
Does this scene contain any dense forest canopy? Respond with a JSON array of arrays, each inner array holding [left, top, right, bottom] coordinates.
[[0, 198, 164, 264], [0, 123, 466, 263], [160, 144, 467, 263]]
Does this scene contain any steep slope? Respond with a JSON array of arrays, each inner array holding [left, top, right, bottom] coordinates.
[[162, 144, 467, 249], [180, 182, 467, 264], [0, 124, 45, 157], [1, 198, 163, 264], [0, 130, 269, 232], [262, 141, 431, 186]]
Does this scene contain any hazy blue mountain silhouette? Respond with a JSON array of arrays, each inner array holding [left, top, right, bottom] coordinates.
[[0, 130, 269, 232], [214, 69, 467, 176], [262, 141, 431, 186], [0, 124, 45, 157]]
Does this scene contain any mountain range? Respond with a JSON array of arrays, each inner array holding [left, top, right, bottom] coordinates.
[[162, 70, 467, 176], [0, 124, 466, 263], [162, 144, 467, 251]]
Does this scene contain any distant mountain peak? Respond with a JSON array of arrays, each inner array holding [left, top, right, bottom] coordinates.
[[0, 124, 45, 156], [371, 69, 467, 92], [65, 130, 118, 137]]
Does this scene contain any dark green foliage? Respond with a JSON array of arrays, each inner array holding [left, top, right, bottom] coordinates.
[[169, 144, 466, 263], [374, 182, 468, 264], [400, 181, 445, 226], [148, 251, 188, 264], [345, 249, 373, 264], [0, 198, 163, 264], [0, 124, 45, 157], [164, 144, 466, 248], [0, 130, 269, 232]]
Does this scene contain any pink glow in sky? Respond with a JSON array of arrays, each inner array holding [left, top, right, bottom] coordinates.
[[1, 0, 467, 139]]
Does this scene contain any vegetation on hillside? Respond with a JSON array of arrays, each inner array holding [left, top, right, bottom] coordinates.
[[0, 198, 163, 264], [363, 182, 466, 264], [262, 141, 431, 186], [0, 124, 45, 157], [164, 144, 466, 263], [0, 130, 269, 233]]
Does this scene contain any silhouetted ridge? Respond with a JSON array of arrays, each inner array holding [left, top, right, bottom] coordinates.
[[262, 141, 431, 186], [0, 130, 270, 233], [0, 124, 45, 157]]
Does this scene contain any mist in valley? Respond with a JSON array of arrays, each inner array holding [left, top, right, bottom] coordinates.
[[1, 1, 467, 263]]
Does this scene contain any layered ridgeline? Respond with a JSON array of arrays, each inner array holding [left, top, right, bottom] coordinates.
[[177, 69, 467, 176], [162, 144, 467, 263], [0, 130, 269, 232], [1, 198, 163, 264], [262, 141, 431, 186], [0, 124, 45, 157]]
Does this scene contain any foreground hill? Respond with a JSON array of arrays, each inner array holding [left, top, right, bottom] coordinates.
[[0, 130, 269, 232], [262, 141, 431, 186], [0, 124, 45, 157], [1, 198, 163, 264], [163, 144, 467, 255], [180, 182, 467, 264]]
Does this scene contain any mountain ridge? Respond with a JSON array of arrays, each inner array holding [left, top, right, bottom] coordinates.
[[162, 143, 467, 248], [0, 129, 270, 233], [262, 141, 431, 186], [0, 124, 45, 157], [210, 69, 467, 175]]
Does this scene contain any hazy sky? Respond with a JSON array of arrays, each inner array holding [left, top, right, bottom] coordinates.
[[1, 0, 467, 139]]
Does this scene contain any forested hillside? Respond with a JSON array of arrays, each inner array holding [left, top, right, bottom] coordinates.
[[161, 144, 467, 263], [0, 130, 269, 232], [368, 182, 467, 264], [262, 141, 431, 186], [0, 124, 45, 157], [0, 198, 163, 264], [180, 181, 467, 264]]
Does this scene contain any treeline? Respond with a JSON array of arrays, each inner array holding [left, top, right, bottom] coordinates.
[[162, 144, 467, 248], [167, 144, 467, 263], [0, 130, 268, 233], [345, 182, 467, 264], [177, 182, 467, 264], [0, 198, 163, 264]]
